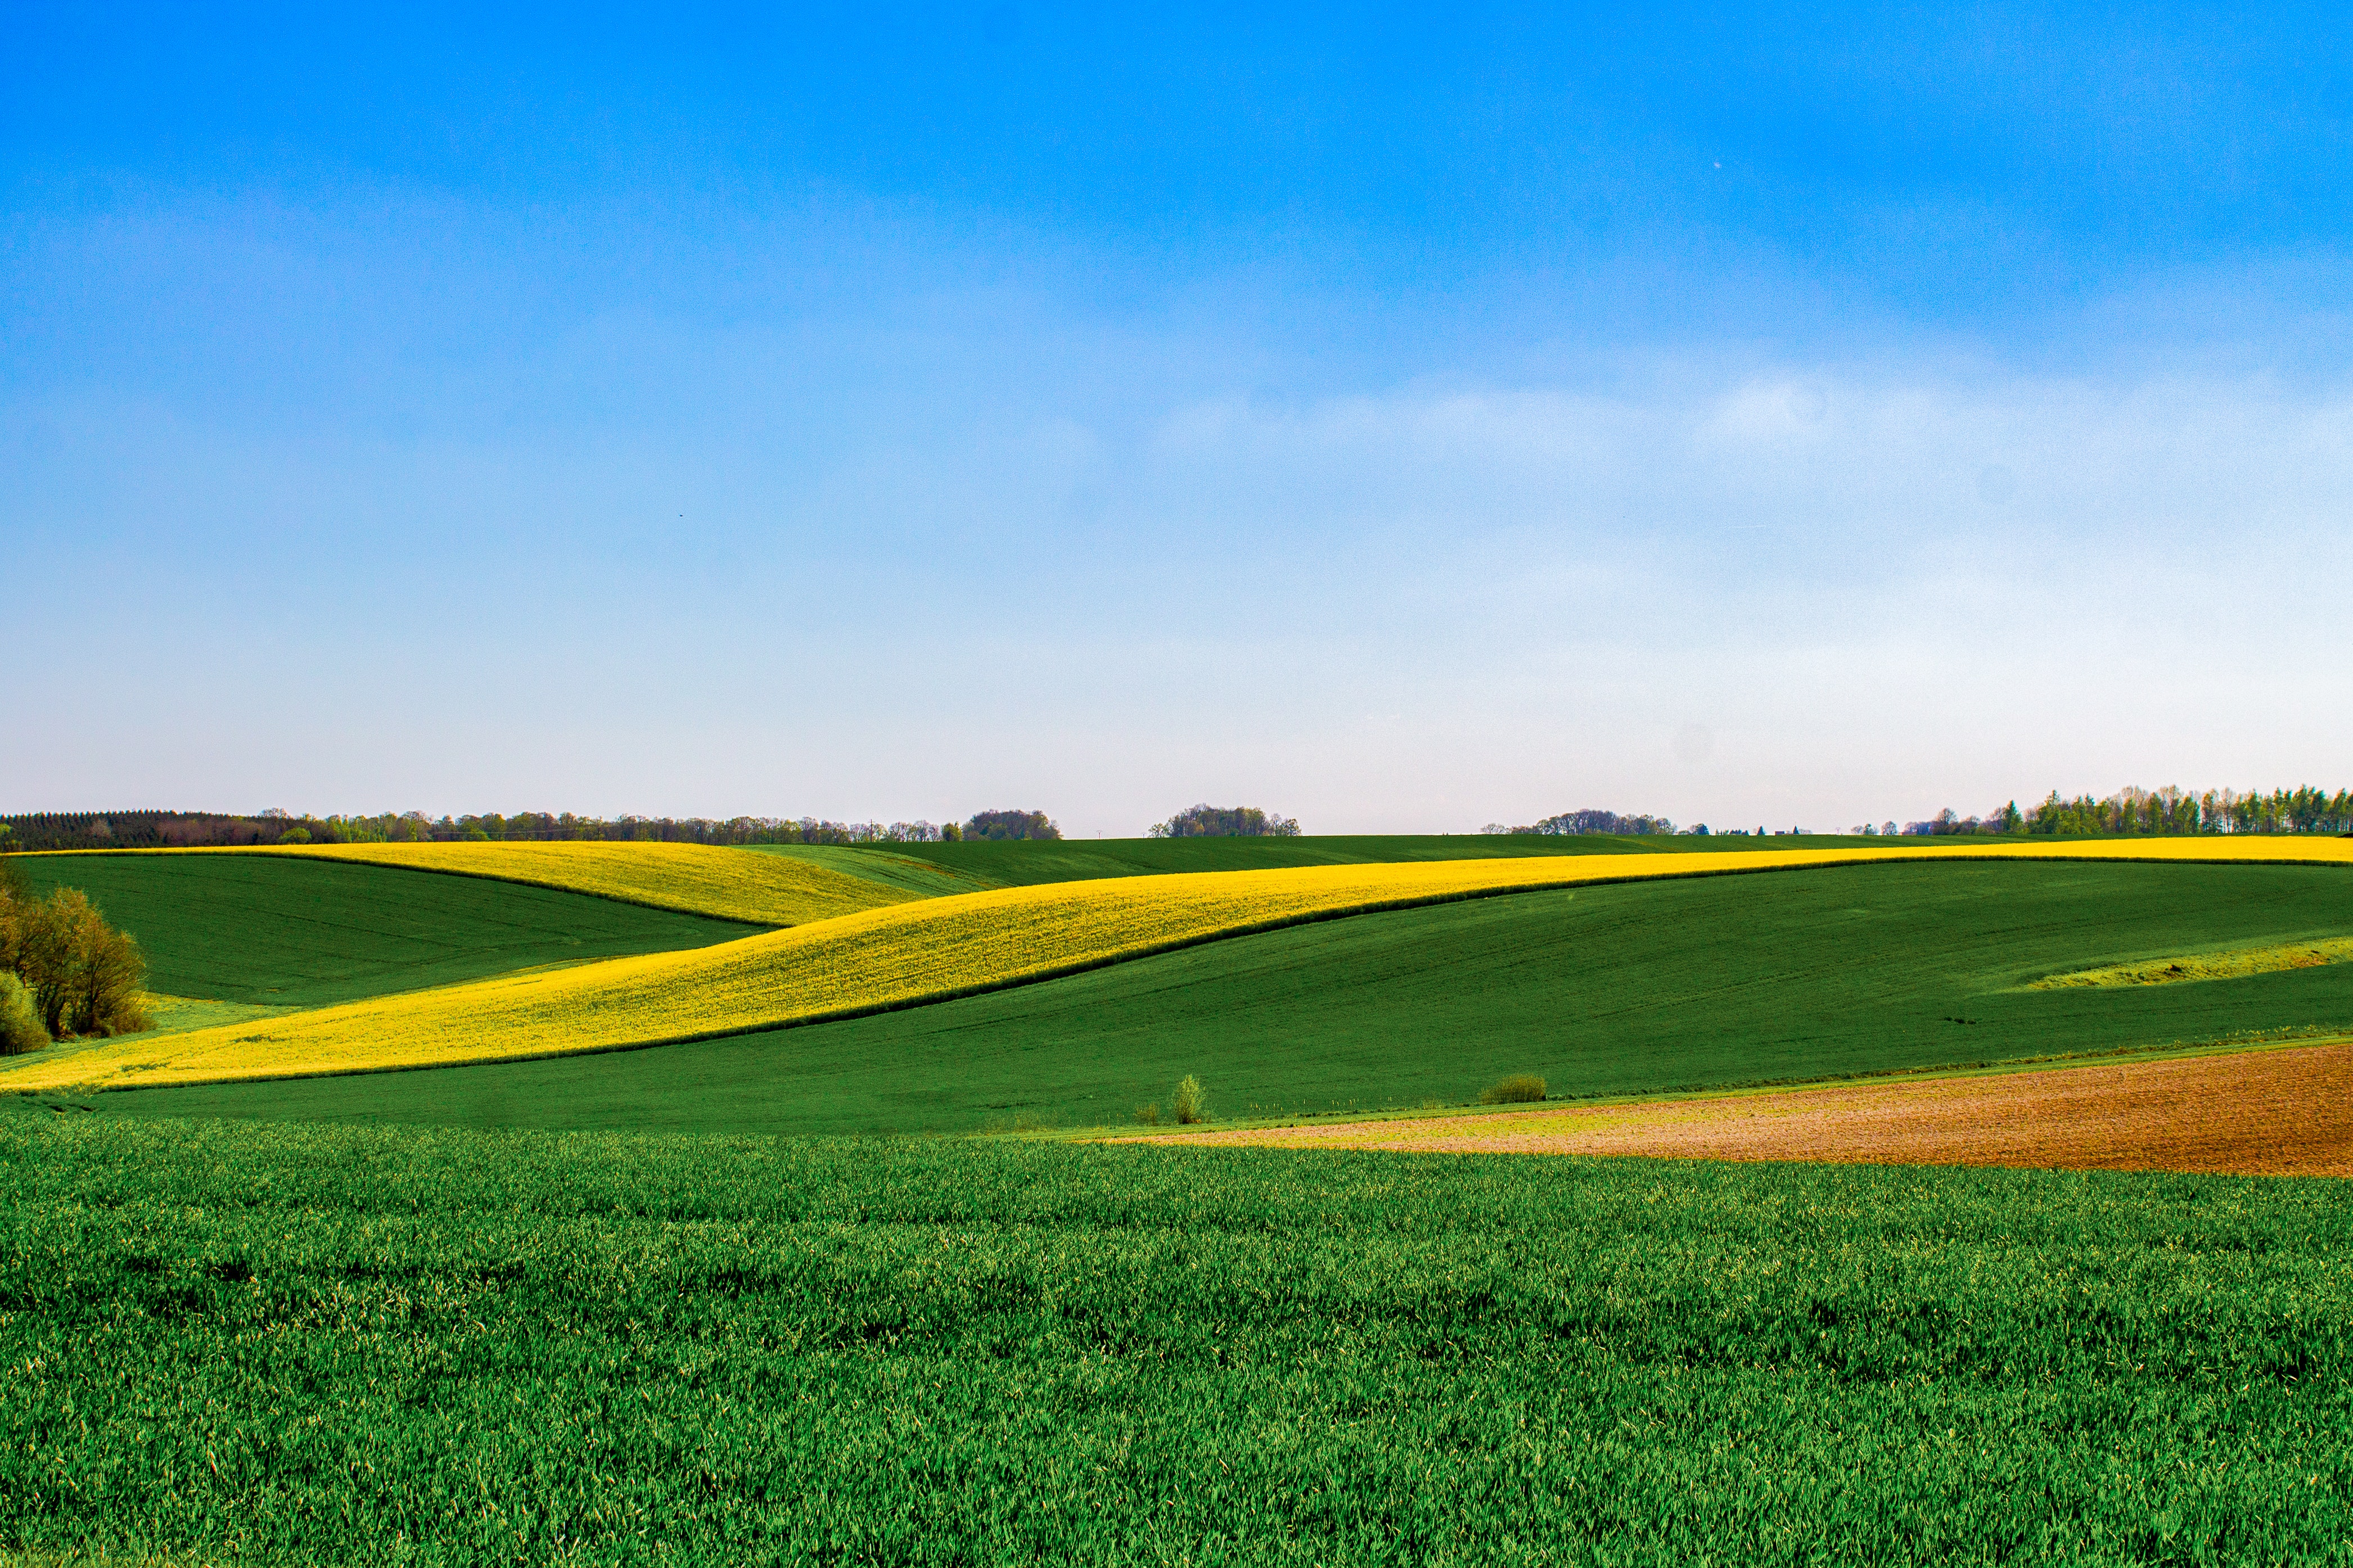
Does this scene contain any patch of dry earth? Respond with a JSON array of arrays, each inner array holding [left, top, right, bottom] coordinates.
[[1137, 1041, 2353, 1176]]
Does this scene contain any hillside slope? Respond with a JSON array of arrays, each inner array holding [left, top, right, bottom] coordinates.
[[13, 838, 2349, 1099], [97, 856, 2353, 1133]]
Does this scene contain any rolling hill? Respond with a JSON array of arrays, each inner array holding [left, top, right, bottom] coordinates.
[[70, 849, 2353, 1133]]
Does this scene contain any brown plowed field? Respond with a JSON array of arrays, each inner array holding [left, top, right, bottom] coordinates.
[[1135, 1040, 2353, 1176]]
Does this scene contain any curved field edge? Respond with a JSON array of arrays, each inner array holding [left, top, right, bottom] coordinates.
[[12, 840, 917, 928], [7, 838, 2351, 1093]]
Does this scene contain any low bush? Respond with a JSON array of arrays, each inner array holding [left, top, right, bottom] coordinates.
[[1134, 1102, 1161, 1126], [1480, 1073, 1547, 1104], [1172, 1073, 1210, 1124]]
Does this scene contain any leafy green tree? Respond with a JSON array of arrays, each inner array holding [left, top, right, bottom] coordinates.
[[10, 888, 151, 1039], [964, 810, 1061, 841], [1148, 805, 1301, 838]]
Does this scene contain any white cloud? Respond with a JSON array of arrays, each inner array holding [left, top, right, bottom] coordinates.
[[6, 309, 2350, 832]]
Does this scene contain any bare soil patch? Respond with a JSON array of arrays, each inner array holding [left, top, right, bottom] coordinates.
[[1139, 1041, 2353, 1176]]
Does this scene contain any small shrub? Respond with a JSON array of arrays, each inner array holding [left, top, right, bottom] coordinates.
[[0, 972, 48, 1055], [1134, 1102, 1161, 1126], [1479, 1073, 1547, 1105], [277, 826, 312, 844], [1172, 1074, 1210, 1124]]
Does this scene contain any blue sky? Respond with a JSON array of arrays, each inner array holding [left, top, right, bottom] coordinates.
[[6, 4, 2350, 833]]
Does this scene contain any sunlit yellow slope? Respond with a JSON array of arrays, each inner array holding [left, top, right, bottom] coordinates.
[[231, 841, 916, 926], [7, 837, 2350, 1092]]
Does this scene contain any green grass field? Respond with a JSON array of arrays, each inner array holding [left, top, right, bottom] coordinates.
[[2, 1113, 2344, 1565], [12, 852, 762, 1009], [92, 858, 2353, 1135]]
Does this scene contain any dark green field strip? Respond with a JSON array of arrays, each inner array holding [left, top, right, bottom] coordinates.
[[873, 832, 1901, 887], [13, 853, 763, 1008], [3, 1117, 2347, 1565], [102, 860, 2353, 1136]]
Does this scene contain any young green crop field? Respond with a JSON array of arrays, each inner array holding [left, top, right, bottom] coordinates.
[[2, 1113, 2345, 1565], [92, 858, 2353, 1135], [12, 852, 761, 1010], [741, 842, 997, 897]]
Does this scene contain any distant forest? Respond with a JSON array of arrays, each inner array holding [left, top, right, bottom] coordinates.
[[3, 785, 2348, 855], [0, 811, 1023, 853], [1491, 785, 2353, 841], [1874, 785, 2353, 839]]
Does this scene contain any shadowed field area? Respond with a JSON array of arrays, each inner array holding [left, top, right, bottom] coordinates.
[[1142, 1039, 2353, 1176]]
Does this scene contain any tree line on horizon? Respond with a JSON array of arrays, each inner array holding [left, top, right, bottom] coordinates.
[[1485, 810, 1682, 837], [5, 784, 2348, 856], [1867, 785, 2353, 838], [0, 808, 1065, 852], [1482, 784, 2353, 841]]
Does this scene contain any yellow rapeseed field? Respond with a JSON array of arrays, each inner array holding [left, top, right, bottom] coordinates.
[[7, 837, 2351, 1092], [221, 840, 915, 926]]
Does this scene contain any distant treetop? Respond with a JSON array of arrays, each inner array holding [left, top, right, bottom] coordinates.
[[1148, 804, 1301, 839], [1489, 810, 1678, 837], [963, 808, 1062, 842]]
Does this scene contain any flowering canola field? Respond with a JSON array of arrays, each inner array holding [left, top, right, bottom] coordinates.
[[196, 840, 912, 927], [7, 838, 2351, 1092]]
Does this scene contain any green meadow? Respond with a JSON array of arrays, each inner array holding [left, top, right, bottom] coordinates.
[[86, 857, 2353, 1135], [3, 1114, 2346, 1566]]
